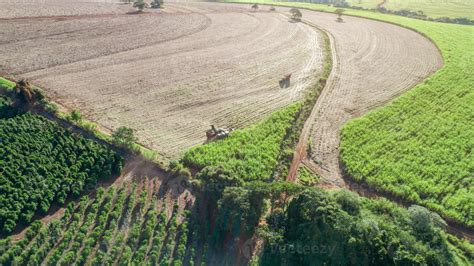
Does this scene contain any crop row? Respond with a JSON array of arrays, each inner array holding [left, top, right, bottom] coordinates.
[[0, 97, 123, 233], [182, 103, 302, 182], [0, 180, 200, 266], [236, 0, 474, 227], [333, 4, 473, 227]]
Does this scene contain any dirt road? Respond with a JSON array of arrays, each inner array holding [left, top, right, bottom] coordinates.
[[0, 1, 325, 159], [273, 6, 443, 186]]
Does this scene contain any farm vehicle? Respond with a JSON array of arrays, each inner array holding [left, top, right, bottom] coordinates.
[[290, 8, 302, 22], [279, 74, 291, 88], [206, 125, 232, 142]]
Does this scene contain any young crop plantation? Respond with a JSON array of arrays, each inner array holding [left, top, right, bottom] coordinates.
[[228, 0, 473, 228], [0, 95, 123, 233], [0, 0, 473, 265], [0, 181, 195, 265], [340, 18, 473, 226], [182, 103, 301, 182], [381, 0, 474, 19], [346, 0, 474, 19]]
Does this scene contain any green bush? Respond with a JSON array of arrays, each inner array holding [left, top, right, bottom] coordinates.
[[261, 188, 462, 265], [0, 95, 17, 118], [68, 109, 83, 123], [111, 126, 137, 148], [40, 100, 58, 114], [0, 77, 15, 90]]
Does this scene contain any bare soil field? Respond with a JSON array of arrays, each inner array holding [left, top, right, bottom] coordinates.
[[268, 5, 443, 186], [0, 1, 324, 158], [0, 0, 133, 18]]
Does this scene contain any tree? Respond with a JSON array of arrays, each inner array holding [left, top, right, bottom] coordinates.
[[111, 126, 136, 148], [335, 8, 344, 22], [251, 3, 258, 12], [334, 189, 361, 215], [260, 188, 456, 266], [409, 205, 432, 231], [408, 205, 438, 240], [290, 8, 302, 21], [133, 0, 148, 12]]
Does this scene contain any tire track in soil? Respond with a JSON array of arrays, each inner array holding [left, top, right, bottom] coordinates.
[[0, 2, 325, 159], [262, 4, 472, 241], [276, 6, 442, 188], [286, 19, 340, 183], [1, 12, 212, 76]]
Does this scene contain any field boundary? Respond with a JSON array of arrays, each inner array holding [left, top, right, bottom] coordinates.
[[285, 18, 337, 182], [269, 16, 333, 180]]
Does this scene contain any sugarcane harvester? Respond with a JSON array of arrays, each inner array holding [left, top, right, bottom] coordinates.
[[279, 74, 291, 88], [206, 125, 232, 142]]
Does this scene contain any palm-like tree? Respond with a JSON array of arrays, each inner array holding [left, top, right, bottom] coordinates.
[[251, 3, 259, 12], [335, 8, 344, 22]]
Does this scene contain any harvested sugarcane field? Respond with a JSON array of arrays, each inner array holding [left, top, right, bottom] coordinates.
[[0, 0, 473, 265], [0, 0, 325, 157]]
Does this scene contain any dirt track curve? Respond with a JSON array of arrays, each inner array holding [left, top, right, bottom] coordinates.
[[0, 1, 325, 159], [272, 6, 443, 186]]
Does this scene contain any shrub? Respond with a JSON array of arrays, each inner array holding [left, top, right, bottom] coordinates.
[[111, 126, 136, 148], [67, 109, 83, 123], [82, 121, 97, 133], [334, 189, 360, 215], [40, 100, 58, 114]]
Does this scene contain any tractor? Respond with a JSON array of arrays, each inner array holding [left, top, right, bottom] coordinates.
[[279, 74, 291, 88], [206, 125, 232, 142]]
